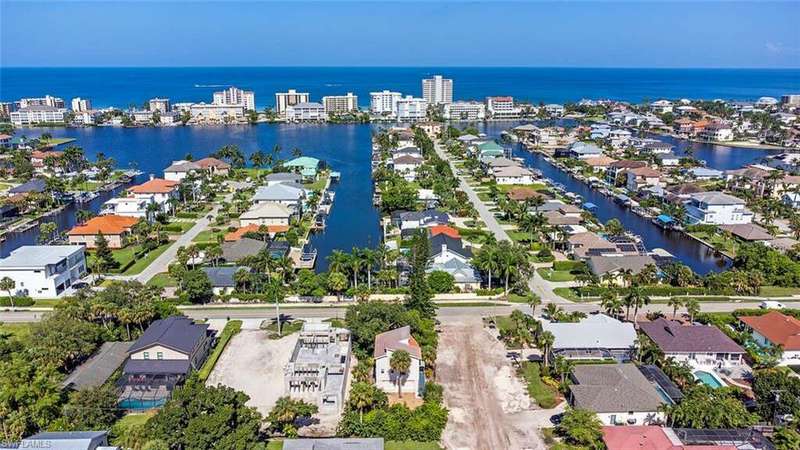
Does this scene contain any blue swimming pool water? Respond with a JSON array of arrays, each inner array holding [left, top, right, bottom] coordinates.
[[118, 397, 167, 410], [694, 370, 724, 388]]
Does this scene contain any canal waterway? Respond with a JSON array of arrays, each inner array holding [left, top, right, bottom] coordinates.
[[1, 125, 382, 271]]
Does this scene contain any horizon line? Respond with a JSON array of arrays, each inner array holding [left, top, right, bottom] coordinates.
[[3, 65, 800, 70]]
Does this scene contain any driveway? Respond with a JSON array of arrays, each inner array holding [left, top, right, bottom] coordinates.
[[436, 315, 546, 450]]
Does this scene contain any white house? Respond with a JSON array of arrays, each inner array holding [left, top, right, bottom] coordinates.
[[373, 326, 424, 398], [252, 184, 306, 212], [569, 364, 666, 426], [392, 155, 424, 181], [540, 314, 637, 362], [740, 312, 800, 366], [163, 160, 200, 182], [700, 123, 734, 142], [685, 191, 753, 225], [640, 318, 745, 367], [492, 165, 535, 185], [101, 196, 152, 219], [239, 202, 292, 227], [650, 99, 673, 114], [0, 245, 87, 298], [128, 178, 180, 214]]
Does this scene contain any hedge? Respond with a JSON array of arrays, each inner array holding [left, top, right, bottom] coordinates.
[[197, 320, 242, 381], [175, 211, 200, 219], [0, 296, 35, 307]]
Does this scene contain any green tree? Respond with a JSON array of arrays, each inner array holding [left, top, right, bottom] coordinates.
[[773, 427, 800, 450], [556, 407, 604, 448], [94, 232, 118, 272], [181, 269, 213, 304], [389, 349, 412, 398], [664, 385, 758, 428], [0, 277, 16, 308], [347, 382, 387, 423], [327, 271, 349, 300], [38, 221, 57, 244], [604, 218, 624, 236], [56, 385, 121, 431], [537, 330, 555, 368], [0, 355, 63, 441], [405, 231, 436, 316], [427, 270, 454, 294], [267, 396, 318, 437]]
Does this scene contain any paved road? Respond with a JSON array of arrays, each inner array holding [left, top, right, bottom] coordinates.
[[434, 142, 510, 241]]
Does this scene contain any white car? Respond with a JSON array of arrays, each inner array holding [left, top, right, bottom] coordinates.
[[759, 301, 786, 310]]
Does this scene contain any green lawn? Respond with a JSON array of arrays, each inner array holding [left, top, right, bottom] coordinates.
[[122, 243, 171, 275], [689, 231, 739, 257], [266, 442, 284, 450], [304, 173, 330, 192], [263, 320, 304, 338], [192, 229, 226, 244], [147, 273, 178, 288], [110, 412, 155, 445], [518, 361, 559, 408], [31, 298, 61, 307], [553, 287, 593, 302], [166, 220, 195, 233], [0, 322, 31, 338], [760, 286, 800, 297], [41, 137, 76, 146], [386, 442, 442, 450], [537, 267, 577, 282]]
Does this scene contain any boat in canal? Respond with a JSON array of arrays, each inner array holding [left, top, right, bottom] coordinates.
[[653, 214, 681, 230]]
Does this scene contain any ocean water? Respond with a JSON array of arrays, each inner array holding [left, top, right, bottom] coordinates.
[[2, 67, 799, 109]]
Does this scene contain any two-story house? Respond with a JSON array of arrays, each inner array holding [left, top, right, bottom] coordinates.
[[0, 245, 87, 298], [685, 191, 753, 225], [373, 326, 424, 398]]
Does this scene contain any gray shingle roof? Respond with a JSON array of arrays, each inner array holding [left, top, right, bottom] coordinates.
[[128, 316, 209, 355], [570, 364, 664, 413], [123, 358, 191, 375], [282, 438, 384, 450], [587, 255, 657, 276], [62, 341, 132, 390], [202, 266, 248, 287], [640, 318, 745, 354], [222, 238, 267, 262], [9, 178, 46, 194]]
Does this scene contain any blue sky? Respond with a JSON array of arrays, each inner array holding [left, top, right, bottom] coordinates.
[[1, 1, 798, 68]]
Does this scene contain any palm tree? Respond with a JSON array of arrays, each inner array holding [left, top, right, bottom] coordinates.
[[349, 382, 377, 424], [527, 294, 542, 317], [600, 291, 623, 318], [624, 285, 650, 327], [0, 277, 16, 308], [537, 330, 555, 367], [543, 303, 562, 321], [667, 297, 684, 320], [684, 298, 700, 322], [389, 350, 412, 399], [554, 355, 574, 384]]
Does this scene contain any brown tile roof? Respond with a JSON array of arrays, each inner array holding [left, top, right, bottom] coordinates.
[[194, 157, 231, 169], [719, 224, 774, 241], [584, 156, 618, 167], [68, 215, 139, 236], [129, 178, 179, 194], [640, 318, 744, 354], [740, 311, 800, 351], [610, 160, 647, 170], [507, 187, 548, 202], [626, 167, 662, 178], [224, 224, 289, 241]]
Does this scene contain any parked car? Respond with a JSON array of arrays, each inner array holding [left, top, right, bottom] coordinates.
[[71, 281, 90, 290], [760, 301, 786, 310]]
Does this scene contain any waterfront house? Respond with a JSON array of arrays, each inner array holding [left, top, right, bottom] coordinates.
[[673, 118, 694, 135], [482, 156, 518, 171], [284, 156, 321, 180], [540, 314, 637, 362], [608, 129, 632, 148], [194, 157, 231, 177], [587, 255, 658, 285], [428, 224, 460, 239], [101, 197, 152, 219], [699, 122, 734, 142], [265, 172, 302, 186], [30, 150, 64, 171], [567, 142, 603, 159], [202, 266, 249, 294], [239, 202, 292, 227], [284, 321, 352, 412], [374, 326, 424, 398], [655, 153, 680, 166], [8, 178, 46, 194], [221, 238, 268, 263], [650, 99, 673, 114], [584, 155, 617, 172], [16, 431, 118, 450], [492, 165, 535, 185], [640, 318, 745, 367], [68, 215, 140, 249], [417, 121, 443, 139], [129, 178, 180, 214], [718, 223, 774, 242], [252, 184, 306, 212], [392, 154, 424, 181], [456, 134, 480, 144], [739, 311, 800, 366], [396, 209, 449, 231], [429, 233, 472, 264], [476, 141, 505, 159], [606, 160, 647, 183], [566, 232, 621, 259], [163, 160, 200, 181], [643, 141, 673, 154], [624, 167, 663, 192], [120, 316, 214, 406], [0, 245, 87, 298], [685, 191, 753, 225], [569, 364, 665, 426], [544, 104, 565, 117], [224, 224, 288, 241]]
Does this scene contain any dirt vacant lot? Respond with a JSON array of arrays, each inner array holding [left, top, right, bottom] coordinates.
[[437, 316, 546, 450], [206, 329, 298, 416]]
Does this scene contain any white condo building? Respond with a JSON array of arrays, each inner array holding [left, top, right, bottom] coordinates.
[[19, 95, 65, 108], [444, 101, 486, 120], [396, 96, 428, 121], [486, 96, 521, 119], [322, 93, 358, 113], [0, 246, 87, 298], [286, 102, 327, 122], [370, 90, 402, 116], [71, 97, 92, 112], [275, 89, 310, 115], [10, 106, 67, 126], [149, 98, 171, 113], [213, 87, 255, 110], [189, 103, 245, 121], [422, 75, 453, 105]]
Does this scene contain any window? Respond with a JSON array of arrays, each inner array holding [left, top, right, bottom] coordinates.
[[157, 352, 163, 360], [143, 352, 149, 360]]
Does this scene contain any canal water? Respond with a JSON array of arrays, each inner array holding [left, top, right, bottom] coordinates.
[[1, 125, 383, 271]]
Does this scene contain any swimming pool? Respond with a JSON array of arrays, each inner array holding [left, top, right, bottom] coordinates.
[[694, 370, 725, 388], [118, 397, 167, 411]]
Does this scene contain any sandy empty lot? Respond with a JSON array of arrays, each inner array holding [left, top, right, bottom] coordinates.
[[206, 329, 298, 416], [437, 316, 546, 450]]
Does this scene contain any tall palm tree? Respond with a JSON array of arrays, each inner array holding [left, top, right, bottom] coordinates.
[[625, 285, 651, 327], [668, 297, 684, 319], [389, 350, 411, 399], [543, 303, 562, 320], [527, 295, 542, 317], [537, 331, 555, 368]]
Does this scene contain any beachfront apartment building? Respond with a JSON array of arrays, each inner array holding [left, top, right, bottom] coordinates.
[[0, 245, 87, 298], [275, 89, 310, 115], [486, 96, 521, 119], [18, 95, 65, 108], [285, 102, 327, 122], [396, 96, 428, 121], [189, 103, 245, 122], [422, 75, 453, 105], [322, 93, 358, 114], [699, 122, 734, 142], [443, 101, 486, 121], [213, 87, 255, 110], [149, 98, 171, 113], [10, 106, 67, 125], [370, 90, 402, 116], [70, 97, 92, 112], [684, 191, 753, 225]]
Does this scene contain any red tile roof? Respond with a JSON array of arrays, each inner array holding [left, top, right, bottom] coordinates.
[[603, 426, 734, 450], [195, 157, 231, 169], [129, 178, 179, 194], [429, 225, 460, 239], [740, 311, 800, 351], [68, 215, 139, 236], [224, 224, 289, 241]]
